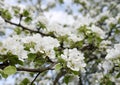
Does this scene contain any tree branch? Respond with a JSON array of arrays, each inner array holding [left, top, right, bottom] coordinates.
[[53, 68, 67, 85], [30, 72, 40, 85], [104, 27, 115, 40], [79, 74, 83, 85], [3, 19, 56, 38], [0, 61, 9, 69], [17, 63, 56, 73]]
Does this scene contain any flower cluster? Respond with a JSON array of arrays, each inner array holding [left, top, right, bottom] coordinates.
[[1, 35, 27, 60], [61, 48, 86, 72], [105, 44, 120, 59], [0, 34, 60, 61]]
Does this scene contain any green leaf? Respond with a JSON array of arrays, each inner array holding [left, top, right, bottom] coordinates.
[[118, 18, 120, 24], [24, 17, 32, 23], [59, 0, 64, 4], [7, 53, 23, 65], [58, 56, 66, 64], [107, 81, 115, 85], [24, 42, 35, 51], [48, 32, 55, 37], [23, 10, 29, 17], [55, 63, 62, 71], [20, 78, 30, 85], [57, 35, 69, 43], [37, 22, 46, 29], [16, 59, 23, 65], [14, 27, 22, 35], [3, 66, 17, 76], [116, 72, 120, 78], [28, 53, 36, 61], [0, 69, 8, 78], [64, 75, 73, 85], [33, 52, 46, 66], [2, 10, 12, 20], [14, 8, 20, 14], [0, 31, 5, 36], [54, 47, 63, 57], [70, 41, 83, 49], [74, 0, 80, 3], [71, 70, 79, 75], [98, 16, 108, 24], [100, 75, 115, 85], [0, 42, 2, 46]]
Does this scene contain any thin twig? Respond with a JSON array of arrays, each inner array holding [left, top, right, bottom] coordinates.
[[30, 72, 41, 85], [53, 68, 66, 85], [79, 75, 83, 85], [104, 27, 115, 40]]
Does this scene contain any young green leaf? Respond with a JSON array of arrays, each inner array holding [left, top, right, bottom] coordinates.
[[0, 69, 8, 78], [3, 66, 17, 76], [20, 78, 30, 85], [55, 63, 62, 71], [23, 10, 29, 17]]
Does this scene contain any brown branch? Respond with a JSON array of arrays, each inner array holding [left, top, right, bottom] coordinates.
[[0, 61, 9, 69], [104, 26, 115, 40], [53, 68, 67, 85], [4, 19, 56, 38], [17, 63, 56, 84], [30, 72, 40, 85], [79, 73, 83, 85], [17, 63, 56, 73]]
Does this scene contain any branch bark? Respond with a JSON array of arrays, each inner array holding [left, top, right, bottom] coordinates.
[[30, 72, 41, 85], [3, 19, 56, 38], [17, 63, 56, 73], [104, 27, 115, 40], [53, 68, 67, 85]]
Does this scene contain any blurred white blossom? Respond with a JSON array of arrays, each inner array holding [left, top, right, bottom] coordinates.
[[61, 48, 86, 72], [106, 44, 120, 59]]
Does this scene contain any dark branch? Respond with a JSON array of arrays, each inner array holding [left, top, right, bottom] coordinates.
[[79, 73, 83, 85], [19, 14, 23, 25], [0, 61, 9, 69], [104, 27, 114, 40], [53, 68, 67, 85], [30, 72, 40, 85], [17, 63, 56, 73], [4, 19, 56, 38]]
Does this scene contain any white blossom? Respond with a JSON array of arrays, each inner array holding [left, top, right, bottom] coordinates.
[[22, 34, 59, 61], [39, 79, 53, 85], [105, 17, 117, 26], [35, 13, 48, 26], [45, 11, 74, 26], [89, 72, 104, 85], [106, 44, 120, 59], [68, 33, 84, 42], [1, 36, 28, 60], [99, 40, 111, 48], [88, 25, 106, 39], [61, 48, 86, 72], [95, 11, 110, 22], [73, 16, 94, 28], [98, 60, 113, 74]]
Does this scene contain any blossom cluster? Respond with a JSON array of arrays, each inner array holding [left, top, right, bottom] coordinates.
[[106, 44, 120, 59], [61, 48, 86, 71], [0, 34, 60, 61]]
